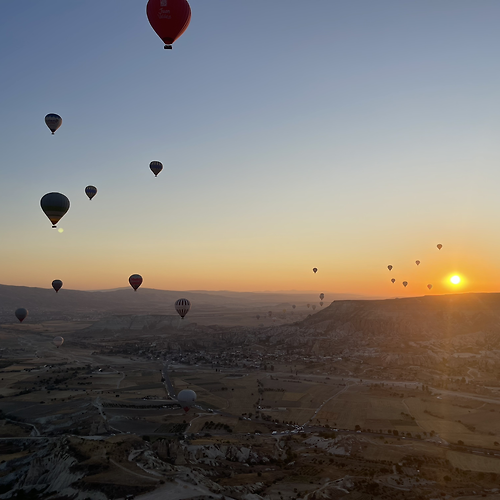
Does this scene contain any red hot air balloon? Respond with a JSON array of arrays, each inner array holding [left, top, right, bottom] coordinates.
[[147, 0, 191, 49], [52, 280, 63, 293], [427, 284, 433, 290], [129, 274, 143, 291]]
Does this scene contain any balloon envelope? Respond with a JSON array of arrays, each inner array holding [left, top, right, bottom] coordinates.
[[387, 265, 393, 271], [415, 260, 420, 266], [149, 161, 163, 177], [320, 301, 323, 306], [129, 274, 143, 291], [15, 308, 28, 322], [147, 0, 191, 47], [319, 293, 324, 300], [175, 298, 191, 319], [312, 305, 316, 310], [52, 279, 63, 293], [312, 268, 318, 273], [40, 192, 70, 228], [178, 389, 196, 412], [437, 244, 443, 250], [427, 284, 433, 290], [403, 281, 408, 287], [85, 186, 97, 200], [53, 336, 64, 348], [45, 113, 62, 134], [391, 278, 396, 283]]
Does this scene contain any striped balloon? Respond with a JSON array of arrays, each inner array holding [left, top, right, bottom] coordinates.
[[150, 161, 163, 177], [45, 113, 62, 135], [85, 185, 97, 200], [175, 298, 191, 319], [40, 192, 70, 228], [129, 274, 143, 291]]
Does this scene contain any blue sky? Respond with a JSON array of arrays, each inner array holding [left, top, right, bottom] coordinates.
[[1, 1, 500, 294]]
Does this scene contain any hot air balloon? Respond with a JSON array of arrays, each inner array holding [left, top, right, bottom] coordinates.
[[319, 293, 324, 300], [387, 265, 393, 271], [45, 113, 62, 135], [427, 284, 433, 290], [307, 304, 310, 308], [53, 336, 64, 348], [40, 192, 70, 228], [175, 298, 191, 319], [268, 311, 272, 317], [149, 161, 163, 177], [147, 0, 191, 49], [437, 244, 442, 250], [256, 314, 260, 320], [292, 305, 296, 309], [415, 260, 420, 266], [52, 279, 63, 293], [177, 389, 196, 412], [312, 268, 318, 274], [312, 305, 316, 310], [391, 278, 396, 284], [129, 274, 143, 291], [15, 308, 28, 323], [85, 186, 97, 200], [403, 281, 408, 287], [320, 301, 323, 306]]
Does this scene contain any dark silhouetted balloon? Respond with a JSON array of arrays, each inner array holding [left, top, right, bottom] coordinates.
[[312, 268, 318, 273], [427, 284, 432, 290], [129, 274, 143, 291], [147, 0, 191, 49], [312, 304, 316, 310], [15, 308, 28, 322], [85, 186, 97, 200], [40, 192, 70, 228], [292, 305, 296, 309], [387, 265, 393, 271], [53, 336, 64, 348], [319, 293, 324, 300], [45, 114, 62, 135], [177, 389, 196, 412], [320, 301, 323, 306], [403, 281, 408, 287], [307, 304, 310, 308], [52, 280, 63, 293], [415, 260, 420, 266], [150, 161, 163, 177], [256, 314, 260, 320], [175, 298, 191, 319], [391, 278, 396, 283], [437, 244, 443, 250]]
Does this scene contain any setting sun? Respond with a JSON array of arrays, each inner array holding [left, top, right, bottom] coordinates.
[[450, 275, 461, 285]]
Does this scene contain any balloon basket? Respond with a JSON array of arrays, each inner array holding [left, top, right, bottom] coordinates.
[[164, 44, 172, 49]]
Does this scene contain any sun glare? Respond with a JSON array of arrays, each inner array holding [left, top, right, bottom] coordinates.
[[450, 275, 461, 285]]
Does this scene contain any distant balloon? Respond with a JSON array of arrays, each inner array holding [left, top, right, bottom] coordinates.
[[307, 304, 310, 308], [292, 305, 296, 309], [403, 281, 408, 287], [312, 268, 318, 274], [15, 308, 28, 323], [256, 314, 260, 320], [437, 244, 443, 250], [52, 279, 63, 293], [320, 301, 323, 307], [427, 284, 433, 290], [45, 113, 62, 135], [53, 336, 64, 348], [129, 274, 143, 291], [268, 311, 272, 317], [177, 389, 196, 412], [312, 305, 316, 310], [147, 0, 192, 49], [387, 265, 393, 271], [415, 260, 420, 266], [319, 293, 324, 300], [85, 186, 97, 200], [391, 278, 396, 284], [40, 192, 70, 228], [175, 298, 191, 319], [149, 161, 163, 177]]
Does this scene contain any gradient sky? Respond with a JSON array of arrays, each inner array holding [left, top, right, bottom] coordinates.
[[1, 1, 500, 296]]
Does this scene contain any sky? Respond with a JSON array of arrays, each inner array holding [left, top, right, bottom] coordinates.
[[1, 1, 500, 296]]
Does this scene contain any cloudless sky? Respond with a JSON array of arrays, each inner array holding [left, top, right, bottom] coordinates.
[[1, 1, 500, 296]]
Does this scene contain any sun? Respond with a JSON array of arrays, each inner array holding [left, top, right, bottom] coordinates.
[[450, 275, 461, 285]]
